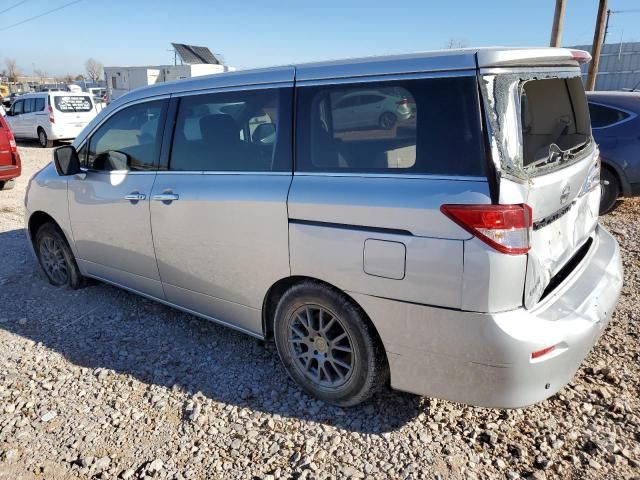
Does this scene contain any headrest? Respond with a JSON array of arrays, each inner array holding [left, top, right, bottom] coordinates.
[[199, 114, 239, 143]]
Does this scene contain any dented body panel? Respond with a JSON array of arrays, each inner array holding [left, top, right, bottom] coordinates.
[[25, 47, 622, 409]]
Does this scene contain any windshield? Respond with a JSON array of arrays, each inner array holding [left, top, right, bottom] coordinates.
[[53, 95, 93, 113]]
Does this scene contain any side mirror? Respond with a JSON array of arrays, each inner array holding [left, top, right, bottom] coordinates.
[[5, 109, 12, 117], [53, 145, 81, 176]]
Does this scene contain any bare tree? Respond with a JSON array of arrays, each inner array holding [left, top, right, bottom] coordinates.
[[33, 68, 47, 84], [445, 37, 469, 49], [62, 74, 75, 84], [85, 58, 103, 82], [5, 59, 20, 82]]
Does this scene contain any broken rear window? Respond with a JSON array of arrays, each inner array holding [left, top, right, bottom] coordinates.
[[520, 77, 590, 170]]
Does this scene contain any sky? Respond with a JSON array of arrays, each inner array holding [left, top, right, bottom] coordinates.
[[1, 0, 639, 77]]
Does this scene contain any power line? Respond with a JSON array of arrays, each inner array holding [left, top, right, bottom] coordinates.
[[0, 0, 84, 32], [0, 0, 29, 15]]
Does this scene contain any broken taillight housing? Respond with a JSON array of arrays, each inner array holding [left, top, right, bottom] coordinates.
[[440, 204, 533, 255]]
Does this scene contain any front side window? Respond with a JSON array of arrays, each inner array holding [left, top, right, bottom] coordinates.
[[169, 88, 290, 172], [12, 100, 23, 115], [588, 103, 630, 128], [87, 100, 166, 171], [296, 76, 485, 176]]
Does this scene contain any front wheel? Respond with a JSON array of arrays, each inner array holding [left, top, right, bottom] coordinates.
[[599, 167, 620, 215], [35, 223, 85, 288], [38, 128, 53, 148], [274, 281, 388, 407]]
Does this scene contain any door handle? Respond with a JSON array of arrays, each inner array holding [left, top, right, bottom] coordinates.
[[152, 193, 179, 202], [124, 193, 146, 201]]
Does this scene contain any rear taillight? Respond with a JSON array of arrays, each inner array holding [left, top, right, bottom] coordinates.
[[440, 204, 533, 255], [6, 128, 20, 165], [570, 49, 591, 64], [48, 105, 55, 123], [396, 98, 409, 106]]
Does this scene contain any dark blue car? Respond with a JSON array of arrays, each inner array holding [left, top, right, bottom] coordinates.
[[587, 91, 640, 213]]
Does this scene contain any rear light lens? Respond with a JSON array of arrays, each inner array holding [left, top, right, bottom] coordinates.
[[396, 98, 409, 106], [531, 345, 555, 359], [570, 49, 592, 64], [579, 157, 601, 197], [48, 105, 55, 123], [440, 204, 533, 255], [5, 127, 20, 165]]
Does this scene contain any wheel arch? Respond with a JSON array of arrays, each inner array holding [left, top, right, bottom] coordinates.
[[601, 158, 630, 196], [28, 211, 68, 248], [261, 276, 387, 353]]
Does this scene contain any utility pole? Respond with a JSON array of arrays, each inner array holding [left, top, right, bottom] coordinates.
[[550, 0, 566, 47], [602, 9, 612, 47], [587, 0, 608, 91]]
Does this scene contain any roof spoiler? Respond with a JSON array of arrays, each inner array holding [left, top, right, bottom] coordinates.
[[477, 48, 592, 68]]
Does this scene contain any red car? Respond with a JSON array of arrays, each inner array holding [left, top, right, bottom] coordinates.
[[0, 114, 20, 190]]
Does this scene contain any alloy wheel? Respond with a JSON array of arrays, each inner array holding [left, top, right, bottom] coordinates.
[[286, 304, 355, 388], [39, 236, 69, 285]]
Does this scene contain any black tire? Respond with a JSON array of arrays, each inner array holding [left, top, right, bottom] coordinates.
[[37, 128, 53, 148], [0, 179, 15, 190], [274, 281, 388, 407], [35, 222, 85, 288], [378, 111, 397, 130], [599, 166, 620, 215]]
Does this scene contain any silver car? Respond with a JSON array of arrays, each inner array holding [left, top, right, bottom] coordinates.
[[25, 47, 623, 408]]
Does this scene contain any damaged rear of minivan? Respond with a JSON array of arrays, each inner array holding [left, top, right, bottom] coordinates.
[[455, 49, 624, 406]]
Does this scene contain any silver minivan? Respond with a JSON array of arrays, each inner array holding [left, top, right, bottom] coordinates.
[[25, 47, 623, 408]]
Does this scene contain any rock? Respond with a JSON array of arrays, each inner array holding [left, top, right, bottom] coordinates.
[[4, 449, 19, 463], [94, 456, 111, 471], [148, 458, 164, 472], [121, 468, 135, 479], [41, 411, 57, 422], [79, 456, 94, 468]]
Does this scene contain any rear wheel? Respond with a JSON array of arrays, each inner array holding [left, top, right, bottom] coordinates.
[[35, 223, 85, 288], [599, 166, 620, 215], [378, 111, 397, 130], [0, 179, 15, 190], [38, 128, 53, 148], [274, 281, 388, 407]]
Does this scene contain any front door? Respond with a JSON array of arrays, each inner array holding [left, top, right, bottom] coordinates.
[[149, 85, 294, 335], [7, 99, 24, 136], [68, 99, 168, 298]]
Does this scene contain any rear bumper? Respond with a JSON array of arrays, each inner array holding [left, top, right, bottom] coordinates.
[[0, 164, 20, 181], [351, 225, 623, 408], [49, 123, 86, 141]]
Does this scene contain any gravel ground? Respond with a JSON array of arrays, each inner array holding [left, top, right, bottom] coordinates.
[[0, 143, 639, 480]]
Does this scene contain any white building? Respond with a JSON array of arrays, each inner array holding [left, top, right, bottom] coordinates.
[[105, 63, 229, 102]]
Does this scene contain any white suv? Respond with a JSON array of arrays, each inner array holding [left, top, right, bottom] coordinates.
[[6, 92, 97, 147]]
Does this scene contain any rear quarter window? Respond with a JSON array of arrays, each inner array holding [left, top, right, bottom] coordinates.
[[588, 102, 630, 128], [296, 76, 486, 176], [54, 96, 93, 113]]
